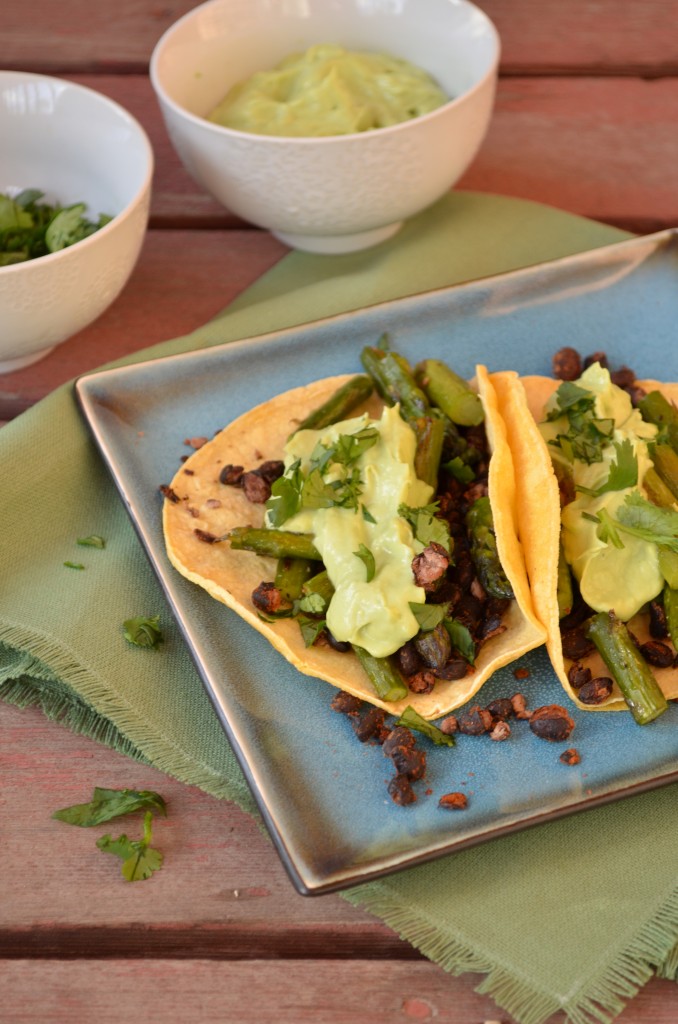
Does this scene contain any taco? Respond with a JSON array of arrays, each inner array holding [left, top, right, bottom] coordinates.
[[162, 352, 545, 721], [495, 351, 678, 723]]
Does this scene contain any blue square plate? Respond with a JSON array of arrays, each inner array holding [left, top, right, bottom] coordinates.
[[76, 229, 678, 895]]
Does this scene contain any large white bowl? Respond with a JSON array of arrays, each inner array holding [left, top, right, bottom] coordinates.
[[0, 73, 153, 374], [150, 0, 499, 254]]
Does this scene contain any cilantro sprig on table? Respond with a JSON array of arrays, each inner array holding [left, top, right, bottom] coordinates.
[[0, 189, 111, 266], [53, 787, 166, 882]]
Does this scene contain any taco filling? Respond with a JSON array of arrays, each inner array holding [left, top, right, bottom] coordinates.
[[500, 347, 678, 724], [162, 341, 545, 721]]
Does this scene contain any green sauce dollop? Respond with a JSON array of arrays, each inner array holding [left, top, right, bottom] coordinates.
[[540, 363, 661, 620], [269, 404, 432, 658], [207, 44, 448, 137]]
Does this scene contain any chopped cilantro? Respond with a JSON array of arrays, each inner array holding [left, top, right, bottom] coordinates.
[[123, 615, 163, 649], [576, 439, 638, 497], [298, 614, 327, 647], [298, 591, 327, 615], [398, 501, 451, 553], [96, 811, 163, 882], [64, 561, 85, 570], [353, 543, 376, 582], [77, 535, 106, 548], [586, 492, 678, 553], [266, 460, 302, 527], [0, 190, 111, 264], [265, 427, 378, 527], [409, 602, 447, 632], [443, 618, 476, 664], [547, 381, 614, 465], [52, 787, 167, 827]]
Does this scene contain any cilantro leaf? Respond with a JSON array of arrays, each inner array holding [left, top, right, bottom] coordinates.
[[328, 427, 379, 466], [398, 502, 451, 553], [298, 591, 327, 615], [77, 535, 106, 548], [52, 787, 167, 827], [361, 504, 377, 524], [409, 602, 447, 632], [547, 381, 614, 465], [443, 618, 476, 664], [353, 543, 376, 582], [297, 614, 327, 647], [64, 561, 85, 570], [123, 615, 163, 649], [266, 460, 302, 527], [576, 439, 638, 497], [588, 493, 678, 553], [396, 706, 455, 746], [96, 811, 163, 882]]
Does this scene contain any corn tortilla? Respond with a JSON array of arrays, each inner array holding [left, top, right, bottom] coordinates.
[[497, 374, 678, 711], [163, 369, 546, 720]]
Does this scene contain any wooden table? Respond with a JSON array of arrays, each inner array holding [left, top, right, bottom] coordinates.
[[2, 3, 678, 1020]]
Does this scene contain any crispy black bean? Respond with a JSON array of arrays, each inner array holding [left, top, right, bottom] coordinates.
[[529, 704, 575, 741], [578, 677, 613, 705]]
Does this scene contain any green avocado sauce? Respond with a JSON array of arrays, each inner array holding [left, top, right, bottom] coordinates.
[[267, 404, 432, 657], [540, 363, 661, 620], [207, 44, 448, 137]]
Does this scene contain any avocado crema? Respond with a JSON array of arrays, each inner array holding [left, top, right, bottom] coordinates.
[[540, 363, 661, 620], [207, 44, 448, 137], [266, 404, 432, 657]]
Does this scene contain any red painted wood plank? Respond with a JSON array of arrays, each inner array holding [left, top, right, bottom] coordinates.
[[0, 703, 382, 933], [40, 74, 678, 234], [0, 229, 287, 419], [2, 959, 677, 1024], [3, 0, 678, 74]]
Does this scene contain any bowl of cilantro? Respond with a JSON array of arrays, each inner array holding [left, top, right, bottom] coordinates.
[[0, 72, 153, 373]]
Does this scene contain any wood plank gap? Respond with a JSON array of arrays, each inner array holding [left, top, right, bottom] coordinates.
[[4, 60, 678, 79], [0, 924, 424, 961]]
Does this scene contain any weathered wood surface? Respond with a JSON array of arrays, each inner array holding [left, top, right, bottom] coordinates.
[[2, 701, 677, 1024], [4, 0, 678, 75], [35, 73, 678, 234], [0, 230, 287, 419], [3, 1, 678, 1020]]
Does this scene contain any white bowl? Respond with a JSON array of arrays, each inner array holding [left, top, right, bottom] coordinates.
[[0, 73, 153, 374], [150, 0, 499, 254]]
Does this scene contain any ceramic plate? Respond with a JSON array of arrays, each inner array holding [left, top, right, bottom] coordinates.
[[76, 229, 678, 895]]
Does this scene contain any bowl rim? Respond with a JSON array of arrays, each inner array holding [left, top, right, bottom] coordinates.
[[0, 70, 154, 276], [149, 0, 501, 146]]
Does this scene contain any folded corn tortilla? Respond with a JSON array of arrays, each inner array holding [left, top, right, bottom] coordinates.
[[496, 373, 678, 711], [163, 368, 546, 720]]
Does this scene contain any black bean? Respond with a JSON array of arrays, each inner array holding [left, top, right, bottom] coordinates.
[[485, 697, 514, 721], [353, 707, 387, 743], [388, 774, 417, 806], [640, 640, 675, 668], [529, 704, 575, 742], [382, 727, 416, 757], [567, 662, 592, 690], [457, 705, 493, 735], [552, 347, 582, 381], [561, 628, 595, 660], [578, 676, 613, 705]]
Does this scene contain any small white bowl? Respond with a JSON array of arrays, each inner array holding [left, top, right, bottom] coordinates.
[[150, 0, 499, 254], [0, 73, 153, 374]]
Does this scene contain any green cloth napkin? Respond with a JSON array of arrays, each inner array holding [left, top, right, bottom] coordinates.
[[2, 192, 677, 1024]]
